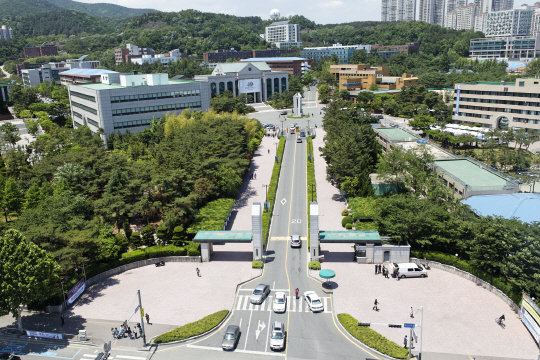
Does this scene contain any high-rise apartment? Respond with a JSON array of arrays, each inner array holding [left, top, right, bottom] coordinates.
[[490, 0, 514, 11], [485, 6, 533, 37], [0, 25, 13, 40], [419, 0, 446, 26], [381, 0, 416, 21], [265, 21, 302, 49], [447, 0, 468, 13]]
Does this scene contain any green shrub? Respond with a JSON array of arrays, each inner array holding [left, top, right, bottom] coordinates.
[[129, 232, 141, 247], [187, 198, 235, 233], [308, 261, 321, 270], [341, 216, 353, 227], [154, 310, 229, 343], [155, 224, 169, 242], [338, 313, 408, 359], [341, 209, 349, 216], [252, 261, 263, 268], [187, 248, 201, 256], [145, 245, 187, 258], [348, 197, 378, 220], [345, 223, 353, 230], [141, 225, 155, 247], [262, 137, 285, 245], [354, 222, 378, 231], [172, 226, 186, 246]]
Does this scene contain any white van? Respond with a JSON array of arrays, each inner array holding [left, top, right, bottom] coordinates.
[[388, 263, 427, 279]]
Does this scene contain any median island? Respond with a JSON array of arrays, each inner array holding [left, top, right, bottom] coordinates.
[[154, 310, 229, 343]]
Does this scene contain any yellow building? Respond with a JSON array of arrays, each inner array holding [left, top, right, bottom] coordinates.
[[330, 64, 418, 92]]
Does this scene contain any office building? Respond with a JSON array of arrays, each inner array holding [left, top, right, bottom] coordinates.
[[381, 0, 417, 22], [22, 65, 62, 88], [239, 57, 311, 75], [372, 42, 420, 54], [194, 62, 289, 103], [202, 48, 297, 63], [68, 72, 210, 138], [59, 69, 118, 86], [301, 44, 372, 64], [330, 64, 418, 91], [485, 6, 533, 37], [453, 78, 540, 132], [23, 45, 58, 58], [0, 25, 13, 40], [130, 50, 188, 66], [264, 21, 302, 49], [115, 44, 155, 65], [418, 0, 446, 26], [469, 36, 540, 61]]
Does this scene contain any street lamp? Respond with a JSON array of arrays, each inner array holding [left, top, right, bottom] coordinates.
[[308, 184, 315, 202], [262, 184, 270, 202], [280, 118, 286, 136]]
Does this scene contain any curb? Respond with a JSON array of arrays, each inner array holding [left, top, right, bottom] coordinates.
[[0, 334, 97, 347]]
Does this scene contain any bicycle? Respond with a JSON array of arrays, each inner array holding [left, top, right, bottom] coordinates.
[[495, 317, 505, 328]]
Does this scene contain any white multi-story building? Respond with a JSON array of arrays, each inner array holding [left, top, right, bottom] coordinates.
[[475, 12, 488, 32], [531, 8, 540, 37], [0, 25, 13, 40], [419, 0, 446, 26], [447, 0, 468, 14], [457, 3, 478, 29], [490, 0, 514, 11], [381, 0, 416, 21], [265, 21, 302, 49], [130, 49, 185, 66], [485, 6, 533, 37], [445, 11, 458, 28]]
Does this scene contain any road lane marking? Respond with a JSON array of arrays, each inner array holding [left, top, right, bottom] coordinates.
[[237, 295, 244, 310], [264, 307, 272, 353], [243, 297, 249, 311], [255, 320, 266, 340], [244, 310, 253, 350], [186, 344, 286, 357], [82, 355, 96, 358], [115, 356, 147, 360]]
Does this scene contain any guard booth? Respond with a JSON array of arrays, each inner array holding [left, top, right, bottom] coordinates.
[[309, 202, 410, 264], [193, 202, 264, 262]]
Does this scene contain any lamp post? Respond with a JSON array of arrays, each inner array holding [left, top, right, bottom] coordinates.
[[308, 184, 315, 202], [281, 118, 286, 136], [262, 184, 269, 202]]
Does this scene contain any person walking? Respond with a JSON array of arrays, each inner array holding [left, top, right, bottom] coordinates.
[[127, 326, 132, 339], [250, 173, 253, 180], [196, 267, 200, 277], [254, 173, 257, 180], [404, 335, 408, 348], [295, 288, 299, 299], [115, 328, 119, 338], [410, 307, 414, 318], [60, 314, 65, 326], [145, 313, 150, 325], [373, 299, 379, 311], [133, 326, 138, 339], [374, 264, 377, 274]]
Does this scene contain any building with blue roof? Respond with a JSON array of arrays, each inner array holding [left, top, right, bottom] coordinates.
[[59, 68, 118, 86], [239, 57, 311, 75], [462, 193, 540, 223]]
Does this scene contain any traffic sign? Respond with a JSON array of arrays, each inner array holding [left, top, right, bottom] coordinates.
[[140, 308, 144, 318], [404, 323, 415, 328]]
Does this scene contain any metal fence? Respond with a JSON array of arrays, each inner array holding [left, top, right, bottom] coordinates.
[[411, 258, 520, 313]]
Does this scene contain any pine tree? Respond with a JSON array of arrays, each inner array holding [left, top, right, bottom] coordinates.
[[3, 178, 22, 218], [24, 183, 41, 209], [40, 182, 54, 201]]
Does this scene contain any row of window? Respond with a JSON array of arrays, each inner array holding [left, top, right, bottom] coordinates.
[[513, 117, 540, 124], [73, 119, 83, 127], [459, 90, 540, 97], [87, 118, 99, 127], [457, 97, 540, 106], [70, 91, 96, 103], [110, 90, 200, 103], [73, 111, 82, 119], [457, 104, 540, 115], [72, 101, 97, 115], [112, 102, 202, 116], [113, 119, 153, 129], [456, 112, 493, 119]]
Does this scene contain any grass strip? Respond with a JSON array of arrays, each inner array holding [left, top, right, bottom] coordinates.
[[337, 313, 408, 359], [154, 310, 229, 343], [262, 136, 286, 246], [306, 136, 317, 248]]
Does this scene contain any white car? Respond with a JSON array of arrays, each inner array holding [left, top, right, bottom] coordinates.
[[273, 292, 287, 313], [303, 291, 324, 312]]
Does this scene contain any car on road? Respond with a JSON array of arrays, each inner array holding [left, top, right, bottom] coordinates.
[[273, 292, 287, 313], [304, 291, 324, 312], [280, 111, 287, 115], [290, 128, 295, 134], [297, 137, 302, 143], [269, 321, 286, 351], [388, 262, 427, 278], [291, 234, 301, 248], [222, 325, 240, 350], [250, 283, 270, 304]]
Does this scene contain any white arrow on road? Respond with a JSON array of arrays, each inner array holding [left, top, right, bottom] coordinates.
[[255, 320, 266, 340], [281, 198, 287, 205]]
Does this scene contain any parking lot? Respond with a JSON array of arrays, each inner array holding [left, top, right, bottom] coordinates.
[[316, 244, 539, 359]]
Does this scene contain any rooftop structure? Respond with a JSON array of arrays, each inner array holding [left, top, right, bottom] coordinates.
[[239, 57, 311, 75], [58, 68, 118, 86], [462, 193, 540, 223]]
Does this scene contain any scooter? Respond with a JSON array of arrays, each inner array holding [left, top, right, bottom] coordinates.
[[155, 260, 165, 267], [422, 263, 431, 270]]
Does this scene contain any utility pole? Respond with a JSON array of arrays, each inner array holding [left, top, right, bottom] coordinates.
[[262, 184, 269, 202], [138, 289, 147, 347], [419, 306, 423, 360]]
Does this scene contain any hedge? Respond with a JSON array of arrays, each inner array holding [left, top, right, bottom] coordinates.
[[348, 197, 378, 220], [341, 216, 353, 227], [338, 313, 408, 359], [308, 261, 321, 270], [262, 136, 285, 245], [154, 310, 229, 343], [354, 222, 378, 231], [411, 250, 521, 304], [187, 198, 235, 233], [345, 223, 353, 230], [307, 136, 317, 248], [252, 260, 263, 269]]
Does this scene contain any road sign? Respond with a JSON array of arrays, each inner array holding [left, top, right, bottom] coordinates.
[[140, 308, 144, 318], [404, 323, 415, 328]]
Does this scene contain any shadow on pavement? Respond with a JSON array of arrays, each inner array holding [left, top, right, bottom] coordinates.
[[320, 251, 355, 263], [211, 252, 252, 262]]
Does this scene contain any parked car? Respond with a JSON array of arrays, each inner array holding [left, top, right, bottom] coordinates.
[[304, 291, 324, 312], [250, 283, 270, 304], [291, 235, 301, 248], [297, 137, 302, 143], [280, 111, 287, 115], [388, 263, 427, 278], [269, 321, 286, 351], [273, 292, 287, 313], [222, 325, 240, 350]]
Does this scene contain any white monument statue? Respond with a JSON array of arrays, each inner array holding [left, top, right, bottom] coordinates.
[[293, 93, 303, 116]]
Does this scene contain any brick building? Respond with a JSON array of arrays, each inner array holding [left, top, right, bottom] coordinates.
[[23, 45, 58, 58], [371, 42, 420, 54]]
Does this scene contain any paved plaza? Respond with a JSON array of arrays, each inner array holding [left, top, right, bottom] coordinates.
[[315, 246, 539, 359]]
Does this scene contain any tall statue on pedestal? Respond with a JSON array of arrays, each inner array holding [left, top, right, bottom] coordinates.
[[293, 93, 303, 116]]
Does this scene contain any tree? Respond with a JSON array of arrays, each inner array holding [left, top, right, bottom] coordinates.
[[24, 183, 41, 209], [409, 114, 437, 133], [318, 84, 331, 103], [130, 232, 142, 248], [369, 83, 379, 91], [0, 229, 59, 333], [3, 177, 22, 217], [26, 120, 39, 136], [0, 123, 21, 146], [171, 225, 186, 246], [141, 225, 155, 247], [215, 166, 242, 198]]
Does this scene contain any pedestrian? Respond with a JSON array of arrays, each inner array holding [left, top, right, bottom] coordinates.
[[60, 314, 65, 326], [133, 327, 138, 339], [196, 267, 200, 277], [111, 328, 115, 338], [250, 173, 253, 179], [410, 307, 414, 318], [268, 149, 270, 154], [254, 173, 257, 180], [373, 299, 379, 311], [145, 313, 150, 325], [127, 326, 132, 339], [404, 335, 408, 348], [115, 328, 119, 338], [295, 288, 299, 299], [374, 264, 377, 274]]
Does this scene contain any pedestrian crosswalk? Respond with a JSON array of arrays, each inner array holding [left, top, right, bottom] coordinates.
[[235, 295, 332, 313], [270, 236, 308, 241]]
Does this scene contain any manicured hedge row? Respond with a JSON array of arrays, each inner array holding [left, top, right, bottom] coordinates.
[[308, 261, 321, 270], [338, 313, 408, 359], [411, 250, 521, 304], [252, 261, 263, 269], [187, 198, 235, 233], [307, 136, 317, 248], [154, 310, 229, 343], [262, 137, 285, 245]]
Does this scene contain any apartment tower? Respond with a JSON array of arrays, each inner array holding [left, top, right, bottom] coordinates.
[[381, 0, 417, 21], [419, 0, 446, 26]]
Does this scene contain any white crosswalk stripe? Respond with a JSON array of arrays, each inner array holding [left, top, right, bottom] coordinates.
[[234, 295, 332, 314], [270, 236, 308, 241]]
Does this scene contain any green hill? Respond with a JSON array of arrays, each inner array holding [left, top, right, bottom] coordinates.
[[0, 0, 63, 17], [47, 0, 155, 18]]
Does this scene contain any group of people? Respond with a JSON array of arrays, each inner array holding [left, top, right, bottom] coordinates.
[[374, 264, 390, 278], [112, 323, 139, 340]]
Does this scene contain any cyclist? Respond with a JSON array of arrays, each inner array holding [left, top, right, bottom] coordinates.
[[498, 314, 505, 325]]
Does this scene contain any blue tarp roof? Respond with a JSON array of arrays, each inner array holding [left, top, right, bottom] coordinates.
[[462, 193, 540, 223], [58, 69, 118, 76]]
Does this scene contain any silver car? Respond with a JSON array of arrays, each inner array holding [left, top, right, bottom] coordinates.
[[291, 235, 301, 248], [221, 325, 240, 350], [269, 321, 286, 351], [250, 283, 270, 304]]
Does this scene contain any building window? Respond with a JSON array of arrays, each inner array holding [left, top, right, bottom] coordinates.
[[70, 91, 96, 102], [87, 118, 99, 127], [519, 81, 525, 87], [72, 101, 97, 115]]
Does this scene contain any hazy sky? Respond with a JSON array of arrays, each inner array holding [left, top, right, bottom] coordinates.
[[77, 0, 524, 25]]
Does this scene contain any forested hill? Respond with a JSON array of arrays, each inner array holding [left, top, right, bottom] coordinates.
[[0, 0, 63, 17], [47, 0, 155, 18]]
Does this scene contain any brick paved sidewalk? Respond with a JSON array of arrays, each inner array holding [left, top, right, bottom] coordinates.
[[312, 129, 347, 231]]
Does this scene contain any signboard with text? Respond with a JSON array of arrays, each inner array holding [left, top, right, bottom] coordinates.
[[66, 278, 86, 306], [239, 79, 261, 94], [26, 330, 63, 339]]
